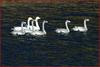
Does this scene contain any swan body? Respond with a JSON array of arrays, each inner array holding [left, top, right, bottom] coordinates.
[[11, 22, 26, 35], [55, 20, 71, 34], [11, 30, 25, 35], [30, 20, 48, 36], [11, 26, 27, 31], [72, 19, 89, 32], [72, 26, 79, 31], [11, 27, 21, 31], [56, 29, 69, 34]]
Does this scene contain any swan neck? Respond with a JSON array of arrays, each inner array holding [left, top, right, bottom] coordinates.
[[32, 21, 34, 31], [21, 23, 24, 33], [42, 22, 46, 34], [35, 19, 39, 28], [65, 22, 70, 32], [27, 17, 33, 29], [27, 18, 30, 29], [84, 20, 87, 30]]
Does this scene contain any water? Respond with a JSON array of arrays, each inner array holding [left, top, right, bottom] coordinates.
[[2, 3, 98, 65]]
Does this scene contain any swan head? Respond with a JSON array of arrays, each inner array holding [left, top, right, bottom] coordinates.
[[65, 20, 71, 23], [36, 16, 41, 20], [43, 20, 48, 23], [22, 21, 26, 24], [85, 19, 90, 21], [28, 17, 33, 20]]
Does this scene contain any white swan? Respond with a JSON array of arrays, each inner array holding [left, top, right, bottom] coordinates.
[[11, 22, 26, 35], [30, 20, 48, 36], [72, 19, 90, 32], [55, 20, 71, 34]]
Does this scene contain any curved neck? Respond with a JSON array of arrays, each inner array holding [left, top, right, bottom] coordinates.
[[32, 21, 34, 31], [27, 17, 33, 29], [42, 22, 46, 34], [35, 19, 40, 28], [84, 20, 87, 30], [65, 22, 70, 32]]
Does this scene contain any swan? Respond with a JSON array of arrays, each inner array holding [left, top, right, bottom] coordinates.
[[55, 20, 71, 34], [11, 22, 26, 35], [72, 19, 90, 32], [30, 20, 48, 36]]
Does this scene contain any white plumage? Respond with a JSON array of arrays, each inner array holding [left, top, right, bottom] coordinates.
[[72, 19, 89, 32], [55, 20, 71, 34], [30, 20, 48, 36]]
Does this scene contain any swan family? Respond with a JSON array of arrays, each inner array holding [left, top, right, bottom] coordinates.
[[11, 17, 90, 36]]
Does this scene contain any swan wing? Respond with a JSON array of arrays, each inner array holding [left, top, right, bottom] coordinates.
[[12, 27, 21, 30], [29, 26, 40, 31], [31, 31, 44, 36], [77, 27, 84, 29], [55, 28, 68, 33], [77, 27, 86, 32]]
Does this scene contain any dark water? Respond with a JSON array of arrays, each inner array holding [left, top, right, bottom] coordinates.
[[2, 3, 98, 66]]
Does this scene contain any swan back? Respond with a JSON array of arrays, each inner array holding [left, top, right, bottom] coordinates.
[[72, 26, 79, 31]]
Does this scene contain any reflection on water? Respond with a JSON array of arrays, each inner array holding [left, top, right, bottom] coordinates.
[[2, 3, 98, 65]]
